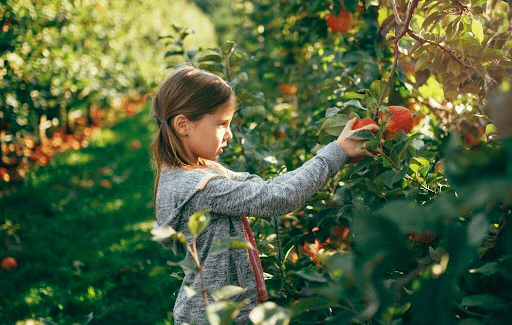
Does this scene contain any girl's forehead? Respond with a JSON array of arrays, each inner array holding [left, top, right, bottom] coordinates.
[[215, 97, 236, 118]]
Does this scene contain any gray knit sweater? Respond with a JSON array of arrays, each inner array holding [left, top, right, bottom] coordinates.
[[155, 141, 349, 325]]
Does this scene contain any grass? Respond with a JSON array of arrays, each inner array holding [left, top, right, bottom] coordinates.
[[0, 106, 183, 325]]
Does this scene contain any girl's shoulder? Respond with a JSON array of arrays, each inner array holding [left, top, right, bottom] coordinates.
[[161, 162, 245, 191]]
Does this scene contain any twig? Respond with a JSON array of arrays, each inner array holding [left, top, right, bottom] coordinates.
[[479, 203, 505, 262], [329, 172, 342, 197], [406, 30, 476, 72], [395, 0, 419, 41], [225, 43, 235, 82], [382, 151, 436, 194], [187, 237, 210, 306], [395, 255, 433, 301], [378, 0, 420, 106], [345, 298, 360, 315], [273, 216, 286, 281], [405, 174, 435, 194], [391, 0, 404, 25], [418, 99, 447, 124], [378, 43, 401, 106]]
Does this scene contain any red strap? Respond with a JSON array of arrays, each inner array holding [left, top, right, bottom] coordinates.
[[240, 216, 268, 302]]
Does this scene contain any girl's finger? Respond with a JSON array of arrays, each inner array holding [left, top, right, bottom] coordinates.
[[364, 149, 376, 158], [374, 147, 384, 155], [360, 124, 380, 132], [344, 117, 358, 130]]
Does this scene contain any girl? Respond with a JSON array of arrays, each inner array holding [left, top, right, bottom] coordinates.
[[151, 66, 378, 325]]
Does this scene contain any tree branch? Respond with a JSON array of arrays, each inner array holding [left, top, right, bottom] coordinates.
[[406, 30, 475, 71], [391, 0, 404, 25], [395, 0, 419, 40], [395, 255, 433, 301], [378, 0, 420, 106], [188, 237, 210, 306]]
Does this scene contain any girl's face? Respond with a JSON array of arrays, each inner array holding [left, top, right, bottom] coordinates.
[[184, 96, 235, 164]]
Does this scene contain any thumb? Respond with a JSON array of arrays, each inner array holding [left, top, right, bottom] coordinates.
[[345, 117, 358, 130]]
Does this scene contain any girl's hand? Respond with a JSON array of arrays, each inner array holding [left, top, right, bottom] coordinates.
[[336, 117, 380, 162]]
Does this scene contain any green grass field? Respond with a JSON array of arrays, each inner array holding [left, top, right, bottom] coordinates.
[[0, 106, 183, 324]]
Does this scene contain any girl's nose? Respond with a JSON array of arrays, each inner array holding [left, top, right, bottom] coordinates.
[[225, 127, 233, 141]]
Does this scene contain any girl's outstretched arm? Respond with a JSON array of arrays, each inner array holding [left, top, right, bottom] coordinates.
[[227, 117, 379, 185], [185, 119, 378, 218], [188, 140, 348, 217]]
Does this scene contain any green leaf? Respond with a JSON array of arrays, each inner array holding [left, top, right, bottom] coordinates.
[[168, 255, 199, 273], [209, 237, 253, 255], [241, 105, 267, 118], [471, 20, 484, 43], [397, 134, 422, 162], [325, 309, 356, 325], [184, 285, 199, 298], [172, 40, 184, 47], [472, 256, 512, 279], [374, 200, 437, 233], [370, 80, 389, 100], [206, 300, 244, 325], [249, 302, 292, 325], [351, 156, 378, 175], [415, 55, 430, 71], [409, 157, 429, 173], [151, 225, 177, 241], [321, 114, 351, 136], [446, 19, 457, 39], [290, 296, 337, 317], [343, 91, 366, 100], [422, 11, 443, 31], [325, 253, 356, 277], [222, 41, 236, 55], [211, 285, 247, 302], [178, 30, 191, 40], [459, 319, 484, 325], [292, 268, 328, 283], [282, 234, 304, 259], [78, 313, 94, 325], [151, 225, 188, 245], [343, 99, 366, 110], [39, 318, 57, 325], [177, 255, 199, 273], [324, 126, 344, 137], [197, 62, 224, 74], [364, 140, 379, 151], [350, 130, 377, 141], [187, 50, 198, 60], [164, 50, 184, 58], [471, 262, 500, 276], [188, 209, 210, 235], [467, 213, 489, 246], [321, 114, 351, 129], [460, 294, 508, 311], [381, 169, 406, 189], [325, 107, 341, 118], [198, 53, 223, 63], [376, 120, 387, 141], [344, 0, 358, 12]]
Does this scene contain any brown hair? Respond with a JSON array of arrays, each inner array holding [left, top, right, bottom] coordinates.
[[150, 66, 236, 217]]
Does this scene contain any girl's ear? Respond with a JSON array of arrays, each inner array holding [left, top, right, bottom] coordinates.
[[173, 114, 189, 136]]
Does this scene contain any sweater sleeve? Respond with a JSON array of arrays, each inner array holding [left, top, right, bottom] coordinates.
[[189, 141, 349, 217], [240, 141, 348, 184]]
